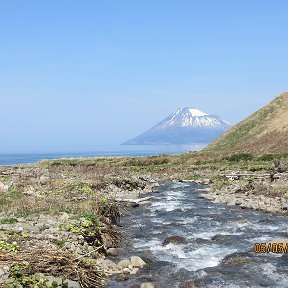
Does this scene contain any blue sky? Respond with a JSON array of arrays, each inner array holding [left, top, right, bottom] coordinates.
[[1, 0, 287, 152]]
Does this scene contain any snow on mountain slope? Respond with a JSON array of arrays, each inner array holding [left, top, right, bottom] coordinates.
[[123, 107, 231, 145], [162, 107, 229, 128]]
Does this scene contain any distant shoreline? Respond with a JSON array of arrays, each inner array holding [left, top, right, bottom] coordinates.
[[0, 144, 207, 165]]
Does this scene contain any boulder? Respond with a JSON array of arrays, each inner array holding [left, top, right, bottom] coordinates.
[[130, 256, 146, 268], [101, 259, 117, 270], [162, 236, 188, 246], [117, 259, 131, 269]]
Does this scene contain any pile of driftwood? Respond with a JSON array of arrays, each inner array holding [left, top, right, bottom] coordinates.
[[223, 159, 288, 182]]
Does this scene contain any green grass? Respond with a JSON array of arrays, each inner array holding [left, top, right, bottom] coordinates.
[[0, 218, 18, 224], [205, 93, 288, 153]]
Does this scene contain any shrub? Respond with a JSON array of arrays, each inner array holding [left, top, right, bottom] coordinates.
[[225, 153, 253, 162]]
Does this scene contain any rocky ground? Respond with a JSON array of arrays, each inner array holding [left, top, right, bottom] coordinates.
[[197, 170, 288, 214], [0, 162, 160, 288], [0, 156, 287, 287]]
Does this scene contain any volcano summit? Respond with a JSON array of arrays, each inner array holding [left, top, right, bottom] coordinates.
[[123, 107, 231, 145]]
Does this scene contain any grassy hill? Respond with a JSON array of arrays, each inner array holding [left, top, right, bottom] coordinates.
[[205, 92, 288, 154]]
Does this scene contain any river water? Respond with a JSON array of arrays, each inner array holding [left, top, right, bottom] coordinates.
[[109, 181, 288, 288]]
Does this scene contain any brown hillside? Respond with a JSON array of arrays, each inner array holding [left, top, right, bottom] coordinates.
[[205, 92, 288, 154]]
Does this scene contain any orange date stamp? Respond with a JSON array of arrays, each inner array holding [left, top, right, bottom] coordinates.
[[253, 243, 288, 253]]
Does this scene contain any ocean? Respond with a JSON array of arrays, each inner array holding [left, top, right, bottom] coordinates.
[[0, 144, 207, 166]]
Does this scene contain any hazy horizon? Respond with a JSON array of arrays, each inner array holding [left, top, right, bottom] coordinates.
[[1, 1, 288, 152]]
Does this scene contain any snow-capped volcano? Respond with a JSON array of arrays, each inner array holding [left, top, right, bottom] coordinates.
[[163, 107, 230, 129], [123, 107, 231, 145]]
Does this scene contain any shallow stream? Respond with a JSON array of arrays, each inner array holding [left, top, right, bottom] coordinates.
[[108, 182, 288, 287]]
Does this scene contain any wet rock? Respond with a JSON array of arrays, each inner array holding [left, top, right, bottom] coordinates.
[[138, 200, 152, 206], [131, 256, 146, 268], [198, 193, 216, 201], [130, 284, 140, 288], [162, 236, 188, 246], [211, 234, 232, 244], [221, 252, 252, 266], [195, 238, 211, 244]]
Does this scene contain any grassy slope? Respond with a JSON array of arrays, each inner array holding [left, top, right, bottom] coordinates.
[[205, 92, 288, 153]]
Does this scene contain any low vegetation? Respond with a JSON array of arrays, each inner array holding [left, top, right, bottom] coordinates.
[[1, 148, 288, 287], [205, 92, 288, 153]]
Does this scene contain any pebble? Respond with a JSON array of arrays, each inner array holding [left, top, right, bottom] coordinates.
[[122, 267, 131, 274]]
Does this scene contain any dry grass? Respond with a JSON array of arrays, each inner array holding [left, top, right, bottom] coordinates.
[[206, 92, 288, 154], [0, 249, 104, 288]]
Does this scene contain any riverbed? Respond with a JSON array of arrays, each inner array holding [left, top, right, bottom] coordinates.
[[109, 181, 288, 287]]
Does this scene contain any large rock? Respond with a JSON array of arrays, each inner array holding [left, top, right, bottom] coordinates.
[[101, 259, 117, 270], [130, 256, 146, 268], [162, 236, 188, 246], [117, 259, 131, 269]]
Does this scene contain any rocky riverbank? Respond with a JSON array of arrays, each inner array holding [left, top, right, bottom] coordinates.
[[1, 156, 288, 287], [197, 170, 288, 214], [0, 162, 160, 287]]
